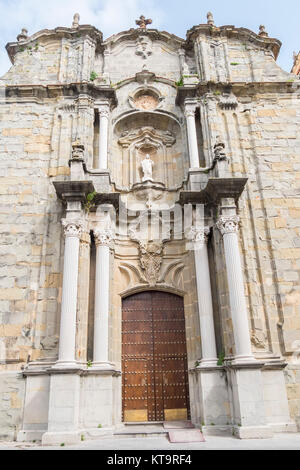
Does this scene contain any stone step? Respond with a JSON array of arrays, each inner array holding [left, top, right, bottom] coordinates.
[[114, 423, 168, 439]]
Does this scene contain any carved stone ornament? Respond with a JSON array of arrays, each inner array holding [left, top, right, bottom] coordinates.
[[135, 35, 153, 59], [134, 94, 159, 111], [17, 28, 28, 42], [94, 227, 115, 247], [218, 91, 238, 110], [71, 139, 84, 160], [62, 219, 86, 238], [185, 226, 210, 245], [140, 241, 163, 286], [213, 137, 227, 162], [216, 215, 240, 236], [118, 126, 176, 149], [251, 329, 267, 349], [72, 13, 80, 28], [184, 103, 197, 118], [129, 228, 164, 286]]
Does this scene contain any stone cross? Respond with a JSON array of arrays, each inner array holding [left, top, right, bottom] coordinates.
[[136, 15, 152, 29]]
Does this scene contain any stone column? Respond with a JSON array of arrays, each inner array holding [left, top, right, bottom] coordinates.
[[190, 226, 218, 366], [217, 215, 255, 363], [55, 219, 84, 368], [185, 101, 200, 168], [98, 101, 110, 169], [93, 226, 114, 368]]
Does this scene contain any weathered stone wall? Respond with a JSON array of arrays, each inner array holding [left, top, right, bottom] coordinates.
[[0, 19, 299, 437]]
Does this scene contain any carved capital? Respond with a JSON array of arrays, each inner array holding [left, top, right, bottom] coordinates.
[[62, 219, 86, 238], [97, 101, 110, 118], [184, 105, 196, 118], [186, 226, 210, 245], [216, 215, 240, 236], [94, 227, 114, 247]]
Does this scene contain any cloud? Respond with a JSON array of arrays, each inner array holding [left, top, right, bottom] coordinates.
[[0, 0, 165, 76]]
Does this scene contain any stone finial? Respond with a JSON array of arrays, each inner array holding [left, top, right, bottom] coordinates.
[[258, 25, 268, 37], [207, 12, 215, 26], [17, 28, 28, 42], [72, 13, 80, 28], [136, 15, 152, 29], [213, 137, 227, 161], [71, 139, 84, 159]]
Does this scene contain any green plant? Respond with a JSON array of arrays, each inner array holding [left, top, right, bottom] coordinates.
[[201, 421, 205, 427], [85, 191, 97, 213], [230, 62, 239, 66], [60, 443, 65, 447], [175, 77, 184, 87], [81, 434, 85, 441], [213, 90, 221, 96], [194, 360, 200, 367], [98, 424, 102, 429], [217, 351, 226, 366], [87, 360, 92, 368], [90, 71, 98, 82], [210, 423, 215, 426], [287, 78, 295, 82]]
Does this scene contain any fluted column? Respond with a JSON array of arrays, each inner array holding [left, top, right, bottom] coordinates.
[[93, 226, 114, 368], [56, 219, 84, 367], [98, 102, 110, 169], [217, 215, 255, 362], [185, 101, 200, 168], [189, 226, 218, 367]]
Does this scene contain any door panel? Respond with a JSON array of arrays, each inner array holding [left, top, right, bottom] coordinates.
[[122, 291, 190, 422]]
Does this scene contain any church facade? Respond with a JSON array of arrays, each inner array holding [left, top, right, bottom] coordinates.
[[0, 12, 300, 444]]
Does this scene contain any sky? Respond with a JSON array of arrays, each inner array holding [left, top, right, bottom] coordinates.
[[0, 0, 299, 76]]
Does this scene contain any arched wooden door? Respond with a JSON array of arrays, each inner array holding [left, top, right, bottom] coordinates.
[[122, 291, 190, 422]]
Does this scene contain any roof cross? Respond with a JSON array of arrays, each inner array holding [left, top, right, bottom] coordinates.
[[136, 15, 152, 29]]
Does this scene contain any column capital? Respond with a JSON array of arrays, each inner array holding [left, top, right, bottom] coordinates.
[[216, 215, 240, 236], [94, 227, 115, 247], [184, 101, 198, 118], [62, 219, 86, 239], [96, 100, 110, 117], [186, 226, 210, 244]]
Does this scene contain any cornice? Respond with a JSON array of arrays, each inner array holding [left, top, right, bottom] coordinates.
[[186, 24, 281, 59], [4, 82, 117, 106], [103, 28, 184, 50], [6, 25, 103, 64], [176, 80, 300, 106]]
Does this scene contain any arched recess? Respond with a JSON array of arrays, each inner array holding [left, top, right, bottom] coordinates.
[[111, 111, 185, 189], [122, 290, 190, 422]]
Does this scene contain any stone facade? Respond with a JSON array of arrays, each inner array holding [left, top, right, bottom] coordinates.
[[0, 13, 299, 443]]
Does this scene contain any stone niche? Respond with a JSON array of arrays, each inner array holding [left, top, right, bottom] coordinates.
[[112, 111, 184, 189]]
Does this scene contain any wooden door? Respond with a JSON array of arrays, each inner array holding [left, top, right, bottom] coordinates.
[[122, 291, 190, 422]]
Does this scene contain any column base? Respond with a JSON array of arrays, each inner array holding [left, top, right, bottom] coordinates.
[[42, 431, 82, 446], [91, 362, 116, 372], [233, 425, 273, 440], [230, 355, 257, 365], [52, 360, 81, 371], [197, 358, 219, 368], [202, 425, 232, 437]]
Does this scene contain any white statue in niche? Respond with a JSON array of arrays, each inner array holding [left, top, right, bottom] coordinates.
[[141, 154, 154, 181]]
